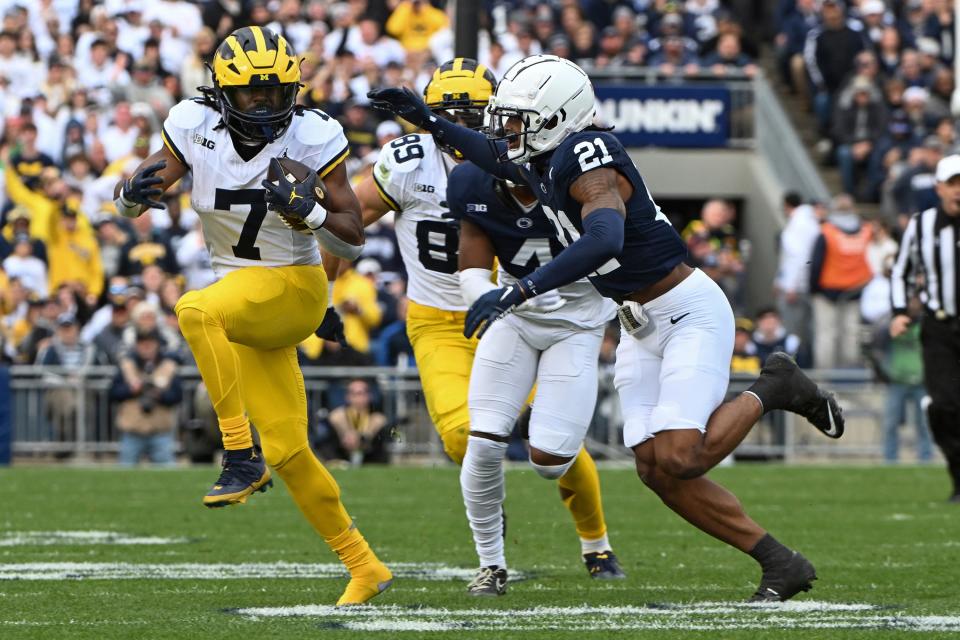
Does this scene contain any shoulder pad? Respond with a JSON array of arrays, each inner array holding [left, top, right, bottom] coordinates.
[[166, 100, 209, 131], [377, 133, 432, 178], [293, 109, 343, 147]]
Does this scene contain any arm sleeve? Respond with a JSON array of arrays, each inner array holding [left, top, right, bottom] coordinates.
[[427, 117, 524, 183], [520, 208, 624, 298], [890, 214, 917, 316]]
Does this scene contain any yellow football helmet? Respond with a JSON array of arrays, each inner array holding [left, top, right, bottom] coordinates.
[[423, 58, 497, 155], [210, 26, 301, 143]]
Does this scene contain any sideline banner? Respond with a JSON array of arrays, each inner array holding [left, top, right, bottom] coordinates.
[[593, 84, 732, 148]]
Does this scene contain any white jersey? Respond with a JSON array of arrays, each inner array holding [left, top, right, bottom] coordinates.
[[372, 134, 465, 311], [161, 100, 349, 278]]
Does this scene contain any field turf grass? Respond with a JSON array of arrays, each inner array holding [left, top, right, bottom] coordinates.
[[0, 464, 958, 639]]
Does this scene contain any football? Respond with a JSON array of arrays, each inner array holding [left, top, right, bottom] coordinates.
[[266, 155, 329, 234]]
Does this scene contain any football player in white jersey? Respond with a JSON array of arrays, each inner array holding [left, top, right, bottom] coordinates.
[[450, 160, 623, 595], [112, 26, 390, 606], [355, 59, 622, 581]]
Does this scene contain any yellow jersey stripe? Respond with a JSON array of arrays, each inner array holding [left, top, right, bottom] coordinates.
[[372, 173, 400, 211], [318, 144, 349, 178], [161, 127, 188, 168]]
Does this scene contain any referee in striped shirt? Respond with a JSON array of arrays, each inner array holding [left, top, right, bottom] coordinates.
[[890, 154, 960, 502]]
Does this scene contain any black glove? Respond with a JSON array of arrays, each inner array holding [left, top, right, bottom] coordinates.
[[463, 283, 527, 339], [367, 87, 436, 129], [315, 306, 347, 345], [121, 161, 166, 210], [261, 158, 324, 224]]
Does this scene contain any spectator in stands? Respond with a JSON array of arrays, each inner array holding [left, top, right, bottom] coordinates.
[[731, 317, 760, 376], [833, 76, 889, 202], [809, 194, 874, 369], [804, 0, 868, 137], [702, 32, 757, 77], [385, 0, 448, 53], [38, 313, 95, 455], [325, 378, 391, 465], [891, 136, 942, 217], [175, 221, 215, 292], [774, 192, 821, 354], [117, 211, 178, 277], [9, 122, 55, 191], [648, 34, 700, 77], [776, 0, 819, 99], [331, 260, 383, 355], [92, 292, 132, 366], [864, 290, 932, 464], [110, 328, 182, 466], [752, 307, 804, 367], [47, 207, 103, 306], [683, 199, 744, 308], [2, 233, 47, 298], [17, 296, 59, 364]]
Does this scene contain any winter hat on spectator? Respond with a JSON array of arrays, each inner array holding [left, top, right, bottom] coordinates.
[[935, 155, 960, 182], [355, 258, 382, 277], [57, 313, 77, 327], [375, 120, 402, 140], [917, 38, 941, 58], [861, 0, 885, 15], [135, 328, 162, 343], [903, 86, 929, 103], [8, 205, 31, 223]]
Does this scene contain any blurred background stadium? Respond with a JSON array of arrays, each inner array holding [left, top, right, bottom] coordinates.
[[0, 0, 953, 469]]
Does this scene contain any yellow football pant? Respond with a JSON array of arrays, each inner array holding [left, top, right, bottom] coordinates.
[[175, 265, 355, 540], [405, 300, 607, 541]]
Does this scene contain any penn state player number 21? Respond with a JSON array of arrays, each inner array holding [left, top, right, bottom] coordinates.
[[574, 138, 613, 172], [214, 187, 267, 260]]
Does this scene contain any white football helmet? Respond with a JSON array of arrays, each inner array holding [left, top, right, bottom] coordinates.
[[487, 55, 596, 164]]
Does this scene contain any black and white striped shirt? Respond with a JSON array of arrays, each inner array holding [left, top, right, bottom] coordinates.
[[891, 206, 960, 318]]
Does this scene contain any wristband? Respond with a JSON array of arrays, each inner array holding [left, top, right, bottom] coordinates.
[[115, 188, 142, 218], [304, 202, 328, 230]]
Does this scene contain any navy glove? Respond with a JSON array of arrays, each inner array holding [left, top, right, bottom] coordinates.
[[367, 87, 435, 130], [121, 161, 166, 210], [464, 283, 528, 339], [261, 159, 325, 226], [315, 306, 347, 345]]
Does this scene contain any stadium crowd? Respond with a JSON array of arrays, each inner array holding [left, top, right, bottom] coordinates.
[[0, 0, 940, 462]]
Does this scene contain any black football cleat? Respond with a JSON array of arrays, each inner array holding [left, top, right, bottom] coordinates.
[[754, 353, 845, 439], [203, 446, 272, 508], [467, 566, 508, 597], [749, 551, 817, 602], [584, 551, 627, 580]]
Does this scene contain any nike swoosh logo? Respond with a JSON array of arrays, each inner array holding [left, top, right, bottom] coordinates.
[[670, 312, 691, 324], [822, 400, 840, 437]]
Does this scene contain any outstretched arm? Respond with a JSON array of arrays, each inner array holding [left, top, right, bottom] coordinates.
[[367, 87, 523, 183]]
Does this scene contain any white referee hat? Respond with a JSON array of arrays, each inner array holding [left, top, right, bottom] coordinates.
[[935, 155, 960, 182]]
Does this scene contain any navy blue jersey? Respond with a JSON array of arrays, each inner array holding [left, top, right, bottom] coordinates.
[[518, 130, 687, 299], [447, 161, 564, 278]]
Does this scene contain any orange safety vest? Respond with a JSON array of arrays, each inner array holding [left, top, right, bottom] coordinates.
[[818, 222, 873, 291]]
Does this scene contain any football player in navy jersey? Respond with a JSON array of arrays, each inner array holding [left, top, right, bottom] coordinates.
[[370, 54, 845, 602], [450, 160, 624, 595]]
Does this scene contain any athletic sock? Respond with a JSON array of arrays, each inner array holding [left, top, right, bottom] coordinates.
[[461, 435, 508, 569], [580, 533, 611, 555], [748, 533, 794, 573], [558, 448, 608, 541], [220, 414, 253, 450]]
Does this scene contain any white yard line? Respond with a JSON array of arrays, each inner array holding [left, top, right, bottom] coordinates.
[[0, 562, 515, 581], [233, 602, 960, 633], [0, 531, 189, 546]]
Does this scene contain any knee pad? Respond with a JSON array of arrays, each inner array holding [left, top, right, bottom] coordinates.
[[529, 457, 576, 480], [260, 433, 308, 469], [440, 426, 469, 465]]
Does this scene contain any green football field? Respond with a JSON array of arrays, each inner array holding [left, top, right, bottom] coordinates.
[[0, 464, 957, 639]]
